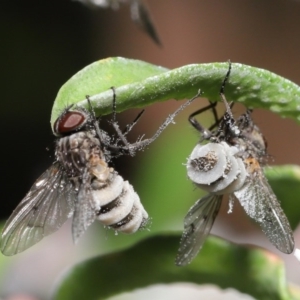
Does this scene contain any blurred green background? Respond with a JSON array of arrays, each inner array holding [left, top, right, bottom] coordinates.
[[1, 0, 300, 299]]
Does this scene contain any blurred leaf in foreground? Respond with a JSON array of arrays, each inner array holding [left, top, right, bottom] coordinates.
[[53, 234, 296, 300]]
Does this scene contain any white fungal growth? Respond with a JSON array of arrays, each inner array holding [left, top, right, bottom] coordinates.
[[92, 173, 148, 234], [187, 142, 247, 195]]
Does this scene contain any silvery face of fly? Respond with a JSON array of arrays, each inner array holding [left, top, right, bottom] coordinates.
[[1, 91, 199, 256], [176, 63, 294, 266]]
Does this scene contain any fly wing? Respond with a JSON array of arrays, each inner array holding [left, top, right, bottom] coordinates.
[[234, 168, 294, 254], [176, 193, 222, 266], [1, 162, 75, 256], [130, 0, 161, 45], [72, 169, 96, 243]]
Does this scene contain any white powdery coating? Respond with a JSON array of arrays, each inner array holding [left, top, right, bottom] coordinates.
[[92, 174, 148, 233], [97, 181, 136, 225], [188, 142, 247, 195], [187, 143, 228, 184], [198, 153, 240, 194], [118, 201, 144, 233], [216, 157, 247, 195], [92, 175, 124, 207]]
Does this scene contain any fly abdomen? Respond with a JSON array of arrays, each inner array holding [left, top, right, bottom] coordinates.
[[187, 142, 247, 195], [93, 172, 148, 233], [91, 172, 124, 206], [108, 184, 148, 233], [187, 142, 229, 185], [97, 181, 135, 224]]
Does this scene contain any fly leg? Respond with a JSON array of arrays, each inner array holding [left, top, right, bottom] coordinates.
[[128, 89, 203, 152]]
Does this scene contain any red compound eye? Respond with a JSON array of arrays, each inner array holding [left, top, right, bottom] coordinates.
[[54, 111, 87, 135]]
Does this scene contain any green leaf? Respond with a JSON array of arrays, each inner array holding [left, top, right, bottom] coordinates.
[[50, 57, 168, 131], [53, 234, 294, 300], [51, 57, 300, 133], [265, 165, 300, 230]]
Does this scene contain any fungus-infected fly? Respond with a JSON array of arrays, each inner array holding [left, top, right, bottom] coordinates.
[[176, 62, 294, 266], [1, 90, 200, 256]]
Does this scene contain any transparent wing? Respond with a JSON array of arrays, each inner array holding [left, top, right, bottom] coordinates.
[[72, 169, 96, 243], [1, 162, 75, 256], [234, 168, 294, 254], [176, 194, 222, 266], [130, 0, 161, 45]]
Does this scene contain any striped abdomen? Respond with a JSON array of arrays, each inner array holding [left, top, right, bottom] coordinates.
[[91, 170, 149, 233]]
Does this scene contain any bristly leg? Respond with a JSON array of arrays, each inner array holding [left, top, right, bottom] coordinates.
[[131, 89, 203, 151]]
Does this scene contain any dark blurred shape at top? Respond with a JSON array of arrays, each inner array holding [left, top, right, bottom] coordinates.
[[75, 0, 162, 46]]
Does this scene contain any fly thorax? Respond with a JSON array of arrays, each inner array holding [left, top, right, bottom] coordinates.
[[235, 125, 268, 165], [56, 131, 101, 178], [229, 137, 250, 158], [244, 157, 261, 175]]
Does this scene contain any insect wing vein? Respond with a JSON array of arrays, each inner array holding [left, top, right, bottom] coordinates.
[[176, 193, 222, 266], [234, 171, 294, 254], [1, 163, 75, 255], [72, 170, 96, 243]]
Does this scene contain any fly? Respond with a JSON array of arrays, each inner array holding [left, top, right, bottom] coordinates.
[[1, 90, 200, 256], [76, 0, 161, 45], [176, 62, 294, 266]]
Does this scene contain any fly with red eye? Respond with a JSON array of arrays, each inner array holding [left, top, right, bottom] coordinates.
[[176, 62, 294, 266], [1, 89, 200, 255], [53, 109, 89, 136]]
